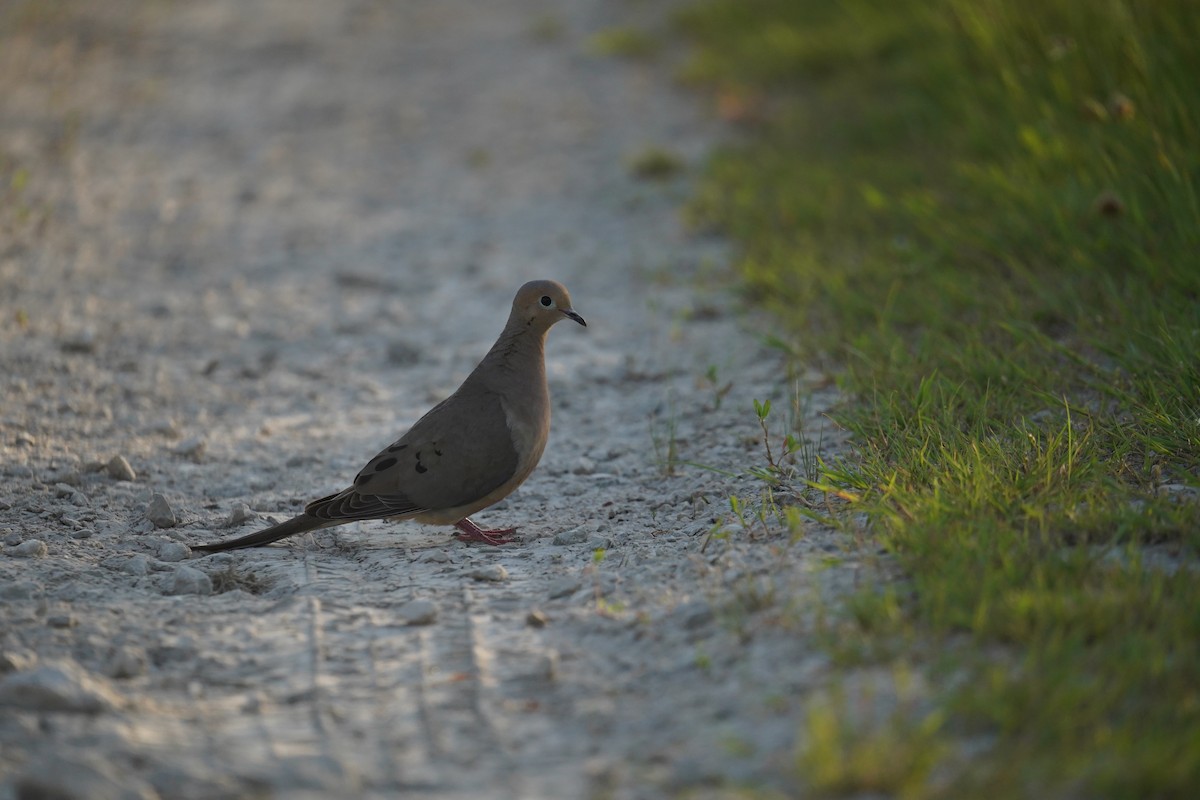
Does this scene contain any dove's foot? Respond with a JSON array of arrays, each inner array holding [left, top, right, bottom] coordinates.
[[453, 518, 518, 546]]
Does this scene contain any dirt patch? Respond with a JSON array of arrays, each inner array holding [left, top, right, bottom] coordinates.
[[1, 1, 863, 796]]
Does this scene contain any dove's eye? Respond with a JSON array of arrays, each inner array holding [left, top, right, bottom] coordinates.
[[540, 296, 553, 307]]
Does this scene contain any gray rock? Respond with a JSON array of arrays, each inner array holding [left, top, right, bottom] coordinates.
[[7, 539, 47, 558], [0, 649, 37, 673], [173, 436, 207, 459], [15, 751, 159, 800], [527, 651, 559, 681], [60, 327, 98, 354], [105, 647, 148, 679], [116, 554, 151, 576], [166, 565, 212, 596], [387, 340, 421, 365], [106, 454, 137, 481], [396, 598, 439, 625], [157, 541, 191, 562], [147, 417, 180, 437], [48, 614, 78, 629], [224, 502, 256, 527], [0, 580, 41, 599], [552, 526, 589, 545], [145, 493, 177, 528], [469, 564, 509, 582], [49, 469, 83, 486], [0, 661, 123, 713], [547, 577, 582, 599], [681, 602, 715, 630]]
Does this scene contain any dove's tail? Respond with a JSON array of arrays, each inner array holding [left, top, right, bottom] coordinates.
[[191, 514, 329, 554]]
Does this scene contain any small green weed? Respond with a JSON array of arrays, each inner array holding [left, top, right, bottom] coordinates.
[[588, 26, 660, 60], [628, 146, 685, 180], [649, 393, 681, 476]]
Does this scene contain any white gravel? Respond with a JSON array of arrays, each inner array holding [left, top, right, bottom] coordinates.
[[0, 1, 870, 797]]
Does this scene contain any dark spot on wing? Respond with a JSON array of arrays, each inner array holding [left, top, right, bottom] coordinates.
[[387, 443, 407, 453], [415, 463, 428, 474], [354, 474, 370, 486], [374, 457, 398, 472]]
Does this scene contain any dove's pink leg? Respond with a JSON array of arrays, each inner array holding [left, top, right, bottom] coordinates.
[[452, 518, 518, 546]]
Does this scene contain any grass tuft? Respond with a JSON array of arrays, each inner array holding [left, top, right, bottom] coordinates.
[[681, 0, 1200, 794], [588, 26, 660, 60]]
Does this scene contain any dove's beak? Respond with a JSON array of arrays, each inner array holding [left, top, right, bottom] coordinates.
[[563, 309, 587, 327]]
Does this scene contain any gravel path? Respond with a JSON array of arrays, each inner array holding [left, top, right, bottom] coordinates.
[[1, 2, 861, 797]]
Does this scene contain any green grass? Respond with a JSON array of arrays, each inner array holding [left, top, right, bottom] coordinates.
[[628, 145, 686, 180], [678, 0, 1200, 796], [588, 26, 661, 60]]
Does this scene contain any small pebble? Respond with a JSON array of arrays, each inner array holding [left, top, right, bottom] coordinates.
[[225, 502, 256, 527], [47, 614, 77, 629], [0, 580, 41, 599], [0, 661, 123, 713], [157, 541, 191, 562], [677, 601, 715, 630], [48, 469, 82, 486], [418, 549, 452, 563], [105, 647, 147, 680], [387, 340, 421, 366], [145, 493, 177, 528], [59, 328, 97, 354], [166, 565, 212, 596], [71, 528, 95, 539], [173, 436, 207, 459], [552, 526, 589, 546], [241, 692, 268, 714], [106, 454, 137, 481], [547, 577, 582, 599], [149, 418, 180, 437], [117, 554, 150, 576], [396, 598, 439, 625], [7, 540, 47, 558], [15, 752, 158, 800], [526, 609, 549, 627], [469, 564, 510, 582], [0, 650, 37, 673], [528, 651, 559, 681]]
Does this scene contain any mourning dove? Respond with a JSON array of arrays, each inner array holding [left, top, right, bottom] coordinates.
[[193, 279, 585, 553]]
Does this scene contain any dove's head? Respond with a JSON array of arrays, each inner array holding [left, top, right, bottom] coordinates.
[[512, 279, 587, 332]]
